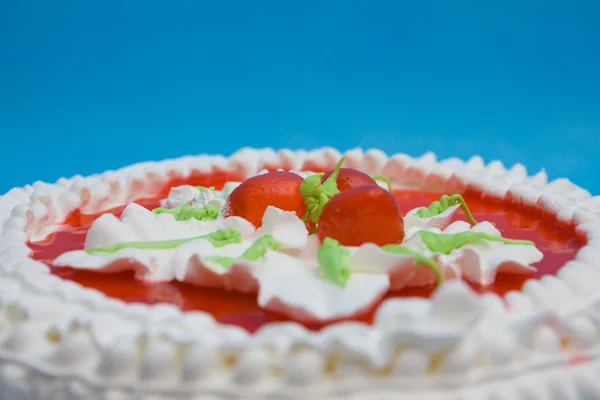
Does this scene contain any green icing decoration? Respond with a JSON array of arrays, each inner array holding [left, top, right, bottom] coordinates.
[[204, 229, 243, 247], [208, 255, 237, 269], [371, 174, 393, 192], [241, 234, 281, 261], [152, 203, 219, 221], [84, 228, 242, 254], [317, 237, 351, 287], [300, 156, 345, 223], [381, 244, 443, 285], [152, 204, 185, 216], [208, 234, 281, 270], [418, 230, 534, 255], [415, 194, 479, 226]]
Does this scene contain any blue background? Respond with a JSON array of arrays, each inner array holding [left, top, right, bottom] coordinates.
[[1, 1, 598, 194]]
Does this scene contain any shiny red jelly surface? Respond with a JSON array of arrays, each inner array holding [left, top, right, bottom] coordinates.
[[29, 173, 583, 332]]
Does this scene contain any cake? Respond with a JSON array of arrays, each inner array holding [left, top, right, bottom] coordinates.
[[0, 147, 599, 400]]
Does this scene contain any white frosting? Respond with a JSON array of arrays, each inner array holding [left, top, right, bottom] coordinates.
[[161, 185, 197, 208], [160, 184, 227, 211], [402, 221, 543, 286], [0, 147, 599, 400], [404, 203, 461, 237]]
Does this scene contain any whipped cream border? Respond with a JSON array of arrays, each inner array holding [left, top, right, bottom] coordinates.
[[1, 147, 600, 400]]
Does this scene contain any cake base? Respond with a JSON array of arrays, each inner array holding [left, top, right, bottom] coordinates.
[[1, 148, 599, 400]]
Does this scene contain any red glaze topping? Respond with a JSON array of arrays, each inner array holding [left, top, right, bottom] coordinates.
[[317, 185, 405, 246], [29, 172, 583, 333]]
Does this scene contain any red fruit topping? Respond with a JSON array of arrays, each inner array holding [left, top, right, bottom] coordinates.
[[321, 168, 377, 192], [221, 172, 306, 227], [317, 185, 405, 247]]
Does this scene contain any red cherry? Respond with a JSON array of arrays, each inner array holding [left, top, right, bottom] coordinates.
[[321, 168, 377, 192], [221, 172, 306, 227], [317, 185, 405, 246]]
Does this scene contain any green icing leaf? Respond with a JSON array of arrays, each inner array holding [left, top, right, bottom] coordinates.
[[418, 230, 534, 255], [241, 234, 281, 261], [381, 244, 443, 285], [371, 174, 393, 192], [152, 203, 219, 221], [152, 204, 186, 216], [208, 255, 237, 269], [179, 203, 220, 221], [415, 194, 479, 226], [84, 228, 242, 254], [300, 157, 345, 223], [204, 228, 243, 247], [208, 234, 281, 270], [317, 237, 351, 287]]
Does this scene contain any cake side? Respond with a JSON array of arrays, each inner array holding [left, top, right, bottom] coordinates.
[[1, 147, 600, 400]]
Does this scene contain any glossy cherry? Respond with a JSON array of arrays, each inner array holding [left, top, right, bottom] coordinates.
[[317, 185, 405, 246], [221, 172, 306, 227], [321, 168, 377, 192]]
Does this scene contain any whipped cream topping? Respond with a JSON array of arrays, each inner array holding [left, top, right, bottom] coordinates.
[[0, 147, 599, 400], [53, 177, 542, 323], [404, 204, 461, 237], [403, 221, 543, 285]]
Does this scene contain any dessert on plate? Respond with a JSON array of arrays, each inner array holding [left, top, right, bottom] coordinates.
[[0, 147, 599, 400]]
